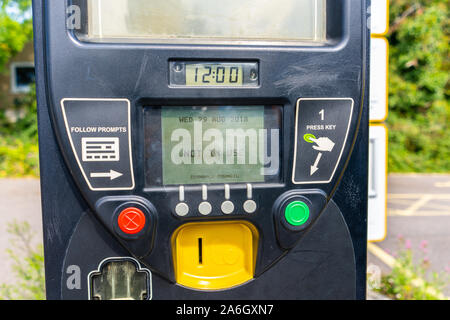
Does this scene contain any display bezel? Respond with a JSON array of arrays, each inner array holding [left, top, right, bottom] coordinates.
[[144, 105, 283, 187], [70, 0, 327, 45], [169, 61, 259, 88]]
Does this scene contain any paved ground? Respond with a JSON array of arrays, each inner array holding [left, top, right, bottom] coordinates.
[[368, 174, 450, 297], [0, 174, 448, 297], [0, 179, 43, 286]]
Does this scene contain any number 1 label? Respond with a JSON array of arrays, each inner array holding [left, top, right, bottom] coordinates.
[[319, 109, 324, 121]]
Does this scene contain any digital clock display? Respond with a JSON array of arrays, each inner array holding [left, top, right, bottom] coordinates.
[[186, 64, 243, 86], [169, 61, 259, 87]]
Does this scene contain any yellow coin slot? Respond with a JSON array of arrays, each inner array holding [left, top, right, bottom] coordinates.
[[171, 221, 259, 290]]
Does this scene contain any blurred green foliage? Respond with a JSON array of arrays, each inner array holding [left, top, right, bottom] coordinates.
[[0, 0, 37, 177], [0, 220, 45, 300], [0, 0, 33, 72], [0, 84, 39, 177], [387, 0, 449, 172], [375, 237, 449, 300]]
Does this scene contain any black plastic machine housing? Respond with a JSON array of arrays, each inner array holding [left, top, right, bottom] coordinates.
[[33, 0, 370, 300]]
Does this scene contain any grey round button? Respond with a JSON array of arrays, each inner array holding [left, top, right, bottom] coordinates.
[[175, 203, 189, 217], [221, 201, 234, 214], [198, 202, 212, 215], [243, 200, 257, 214]]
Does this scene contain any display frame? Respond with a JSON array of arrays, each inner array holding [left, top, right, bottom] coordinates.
[[169, 61, 259, 88], [143, 105, 283, 188], [69, 0, 329, 46]]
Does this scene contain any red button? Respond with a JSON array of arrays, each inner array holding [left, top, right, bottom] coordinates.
[[118, 207, 146, 234]]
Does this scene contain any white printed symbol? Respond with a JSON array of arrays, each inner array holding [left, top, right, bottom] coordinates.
[[310, 153, 322, 176], [310, 137, 335, 152], [303, 134, 335, 176], [82, 137, 120, 162], [90, 170, 123, 181]]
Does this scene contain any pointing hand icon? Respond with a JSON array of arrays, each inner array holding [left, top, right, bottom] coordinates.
[[310, 137, 335, 152]]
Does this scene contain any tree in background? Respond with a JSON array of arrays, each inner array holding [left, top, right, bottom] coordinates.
[[0, 0, 37, 177], [387, 0, 449, 172], [0, 0, 32, 72]]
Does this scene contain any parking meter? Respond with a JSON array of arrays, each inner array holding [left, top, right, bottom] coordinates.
[[33, 0, 370, 300]]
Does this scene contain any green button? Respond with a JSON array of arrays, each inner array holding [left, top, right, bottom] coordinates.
[[285, 201, 310, 226]]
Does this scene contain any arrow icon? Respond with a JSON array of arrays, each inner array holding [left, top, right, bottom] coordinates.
[[310, 153, 322, 176], [90, 170, 123, 180]]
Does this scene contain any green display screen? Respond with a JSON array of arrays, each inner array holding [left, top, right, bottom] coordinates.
[[158, 106, 279, 185], [185, 64, 243, 86]]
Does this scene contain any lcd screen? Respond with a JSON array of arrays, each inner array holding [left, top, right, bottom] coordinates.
[[169, 61, 259, 87], [76, 0, 327, 44], [144, 106, 282, 186], [185, 64, 243, 86]]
